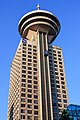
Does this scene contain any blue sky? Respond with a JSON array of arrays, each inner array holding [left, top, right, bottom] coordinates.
[[0, 0, 80, 119]]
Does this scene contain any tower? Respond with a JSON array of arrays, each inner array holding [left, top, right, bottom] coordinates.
[[8, 7, 68, 120]]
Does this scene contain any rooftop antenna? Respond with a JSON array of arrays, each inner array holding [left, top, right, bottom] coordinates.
[[37, 4, 40, 10]]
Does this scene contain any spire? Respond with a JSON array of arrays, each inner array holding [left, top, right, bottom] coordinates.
[[37, 4, 40, 10]]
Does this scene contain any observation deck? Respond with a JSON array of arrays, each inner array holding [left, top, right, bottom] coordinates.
[[18, 9, 60, 43]]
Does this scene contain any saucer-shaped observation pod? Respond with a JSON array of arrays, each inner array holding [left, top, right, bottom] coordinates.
[[18, 8, 60, 44]]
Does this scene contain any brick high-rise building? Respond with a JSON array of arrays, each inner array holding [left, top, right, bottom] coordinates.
[[8, 6, 68, 120]]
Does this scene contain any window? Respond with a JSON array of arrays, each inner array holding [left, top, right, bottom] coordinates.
[[49, 56, 52, 59], [58, 104, 62, 107], [61, 81, 65, 85], [22, 74, 26, 78], [57, 94, 61, 97], [49, 60, 52, 62], [34, 100, 38, 104], [50, 67, 53, 70], [22, 50, 26, 53], [59, 62, 62, 65], [23, 47, 26, 50], [23, 43, 26, 46], [33, 56, 37, 59], [28, 94, 32, 98], [59, 65, 63, 68], [34, 116, 38, 120], [34, 81, 38, 84], [55, 76, 59, 79], [54, 57, 57, 60], [33, 49, 37, 52], [28, 44, 32, 47], [28, 75, 32, 79], [34, 95, 38, 99], [28, 63, 32, 66], [63, 95, 66, 98], [34, 72, 37, 75], [56, 85, 60, 88], [28, 55, 32, 58], [61, 77, 64, 80], [22, 54, 26, 57], [54, 61, 57, 63], [28, 52, 32, 54], [28, 67, 32, 70], [50, 71, 54, 74], [58, 51, 61, 54], [63, 100, 67, 103], [21, 93, 26, 97], [60, 69, 63, 72], [22, 70, 26, 73], [34, 90, 38, 94], [57, 89, 61, 93], [34, 85, 38, 89], [34, 111, 38, 115], [62, 86, 65, 89], [33, 64, 37, 67], [54, 65, 58, 67], [52, 103, 57, 107], [27, 116, 32, 119], [34, 76, 37, 80], [22, 66, 26, 69], [28, 104, 32, 108], [51, 84, 55, 87], [21, 109, 25, 113], [22, 79, 26, 82], [28, 99, 32, 103], [22, 58, 26, 61], [51, 79, 55, 84], [53, 108, 57, 112], [34, 68, 37, 71], [53, 54, 56, 56], [28, 59, 32, 62], [28, 84, 32, 88], [33, 46, 36, 48], [56, 80, 59, 84], [21, 98, 25, 102], [34, 105, 38, 109], [58, 58, 62, 61], [62, 90, 66, 93], [60, 73, 64, 76], [28, 71, 32, 74], [33, 60, 37, 63], [21, 88, 26, 92], [52, 93, 56, 97], [22, 62, 26, 65], [21, 115, 25, 119], [28, 48, 32, 51], [33, 53, 37, 56], [55, 72, 58, 75], [58, 99, 62, 102], [28, 89, 32, 93], [21, 83, 26, 87], [53, 50, 56, 53], [51, 88, 56, 92], [21, 104, 25, 107], [28, 80, 32, 83], [50, 75, 54, 79], [64, 104, 67, 108], [58, 55, 61, 57], [28, 110, 32, 114]]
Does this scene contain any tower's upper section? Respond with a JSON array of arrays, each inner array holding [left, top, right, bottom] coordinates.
[[18, 8, 60, 43]]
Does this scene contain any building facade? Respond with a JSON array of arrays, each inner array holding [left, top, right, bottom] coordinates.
[[66, 104, 80, 120], [8, 7, 68, 120]]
